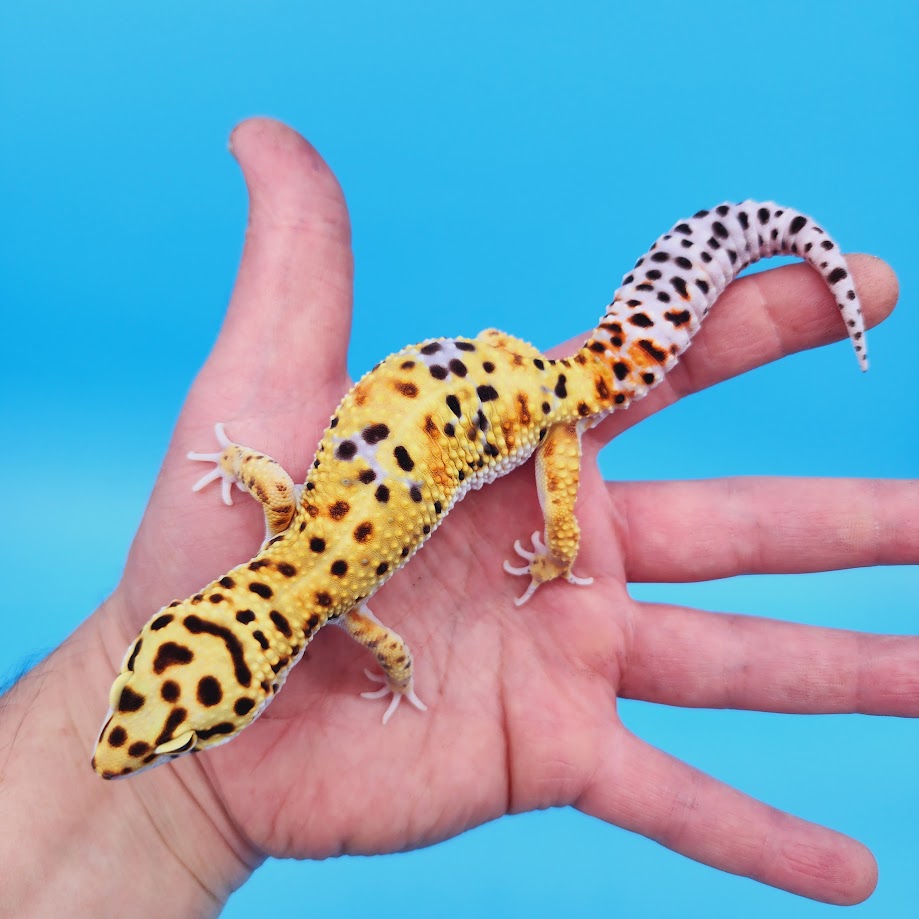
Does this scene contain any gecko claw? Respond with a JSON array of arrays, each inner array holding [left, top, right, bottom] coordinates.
[[504, 530, 593, 605], [188, 423, 241, 505], [361, 669, 427, 725]]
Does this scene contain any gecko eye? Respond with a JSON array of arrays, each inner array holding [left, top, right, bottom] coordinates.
[[154, 730, 198, 757], [107, 671, 133, 709]]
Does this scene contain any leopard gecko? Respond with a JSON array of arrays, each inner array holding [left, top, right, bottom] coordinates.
[[93, 200, 866, 778]]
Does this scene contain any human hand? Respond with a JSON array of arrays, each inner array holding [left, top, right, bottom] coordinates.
[[4, 118, 912, 914]]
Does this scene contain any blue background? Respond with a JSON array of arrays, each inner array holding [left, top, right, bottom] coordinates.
[[2, 2, 916, 915]]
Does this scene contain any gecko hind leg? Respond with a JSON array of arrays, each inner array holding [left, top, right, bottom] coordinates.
[[338, 606, 427, 725], [187, 422, 298, 537], [503, 420, 594, 606]]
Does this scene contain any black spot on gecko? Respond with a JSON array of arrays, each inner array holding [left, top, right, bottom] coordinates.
[[161, 681, 180, 702], [336, 440, 357, 460], [533, 358, 545, 370], [249, 582, 273, 599], [310, 537, 326, 553], [374, 484, 390, 503], [446, 394, 462, 417], [118, 686, 146, 712], [155, 708, 189, 746], [410, 485, 423, 502], [127, 639, 143, 671], [108, 726, 127, 747], [789, 215, 807, 234], [554, 375, 567, 398], [639, 340, 668, 363], [456, 341, 476, 351], [183, 615, 252, 687], [674, 223, 692, 234], [316, 592, 332, 607], [362, 423, 390, 444], [219, 576, 235, 589], [329, 500, 350, 520], [354, 521, 374, 542], [395, 381, 418, 398], [650, 251, 670, 262], [484, 443, 500, 457], [433, 501, 442, 514], [376, 563, 389, 576], [209, 594, 224, 604], [670, 276, 689, 299], [665, 310, 692, 327], [234, 698, 255, 717], [252, 630, 269, 650], [449, 359, 468, 377], [477, 385, 499, 402], [645, 269, 662, 280], [628, 313, 654, 328], [330, 560, 348, 577], [400, 360, 415, 370], [420, 342, 442, 354], [128, 741, 150, 758], [695, 279, 710, 294], [277, 562, 296, 577], [482, 361, 495, 373], [443, 423, 455, 437], [394, 445, 415, 471], [270, 611, 292, 637], [359, 468, 377, 484], [197, 676, 223, 707], [613, 361, 629, 381], [827, 267, 848, 284], [197, 723, 234, 740], [153, 642, 194, 674], [429, 365, 448, 380], [248, 560, 269, 571], [712, 221, 728, 239], [476, 409, 488, 431]]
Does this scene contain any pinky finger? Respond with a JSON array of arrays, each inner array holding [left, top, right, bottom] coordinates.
[[576, 727, 876, 905]]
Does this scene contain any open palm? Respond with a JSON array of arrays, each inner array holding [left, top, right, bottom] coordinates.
[[93, 118, 914, 907]]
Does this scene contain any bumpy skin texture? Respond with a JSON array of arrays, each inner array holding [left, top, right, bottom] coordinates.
[[93, 200, 866, 779]]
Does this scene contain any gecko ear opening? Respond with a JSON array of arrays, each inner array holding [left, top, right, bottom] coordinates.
[[154, 730, 198, 756]]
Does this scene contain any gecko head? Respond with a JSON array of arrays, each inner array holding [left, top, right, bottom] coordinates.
[[92, 608, 269, 779]]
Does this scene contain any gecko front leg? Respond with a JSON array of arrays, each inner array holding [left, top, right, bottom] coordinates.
[[188, 422, 298, 537], [503, 420, 593, 605]]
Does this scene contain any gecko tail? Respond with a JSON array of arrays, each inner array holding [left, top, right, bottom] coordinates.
[[578, 201, 867, 408]]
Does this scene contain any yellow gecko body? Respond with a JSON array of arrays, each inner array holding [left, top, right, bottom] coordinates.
[[93, 201, 866, 778]]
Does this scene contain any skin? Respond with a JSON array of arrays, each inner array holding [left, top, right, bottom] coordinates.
[[1, 117, 916, 916]]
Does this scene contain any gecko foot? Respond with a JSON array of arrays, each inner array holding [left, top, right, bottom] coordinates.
[[503, 530, 593, 606], [361, 669, 427, 725], [187, 423, 241, 505]]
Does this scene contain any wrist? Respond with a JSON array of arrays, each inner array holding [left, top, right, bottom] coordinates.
[[0, 594, 262, 916]]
